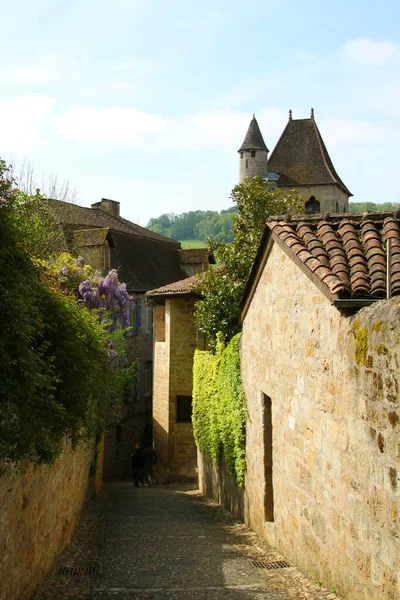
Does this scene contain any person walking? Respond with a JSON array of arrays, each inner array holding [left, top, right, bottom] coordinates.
[[142, 442, 157, 486], [131, 441, 144, 487]]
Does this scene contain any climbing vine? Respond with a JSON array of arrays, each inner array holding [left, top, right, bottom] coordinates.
[[192, 333, 247, 486]]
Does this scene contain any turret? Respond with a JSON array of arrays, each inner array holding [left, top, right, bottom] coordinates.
[[238, 115, 269, 183]]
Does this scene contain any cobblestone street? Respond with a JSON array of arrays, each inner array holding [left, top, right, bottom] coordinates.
[[32, 481, 341, 600]]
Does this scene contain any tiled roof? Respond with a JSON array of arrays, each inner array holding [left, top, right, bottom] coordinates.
[[109, 232, 186, 293], [71, 228, 111, 247], [238, 115, 269, 152], [146, 274, 202, 297], [178, 248, 214, 264], [268, 118, 352, 196], [43, 199, 180, 245], [267, 212, 400, 299]]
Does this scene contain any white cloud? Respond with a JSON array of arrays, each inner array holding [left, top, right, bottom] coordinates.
[[2, 66, 57, 83], [341, 38, 399, 66], [320, 118, 392, 147], [0, 96, 53, 153], [113, 57, 158, 72], [53, 105, 287, 149], [53, 107, 168, 145]]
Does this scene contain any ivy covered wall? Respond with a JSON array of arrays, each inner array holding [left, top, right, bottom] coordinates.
[[192, 333, 246, 487]]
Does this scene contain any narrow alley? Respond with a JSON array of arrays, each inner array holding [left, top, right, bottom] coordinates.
[[32, 482, 340, 600]]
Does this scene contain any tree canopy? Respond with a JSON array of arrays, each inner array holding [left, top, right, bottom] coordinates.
[[147, 208, 236, 242], [194, 177, 303, 347]]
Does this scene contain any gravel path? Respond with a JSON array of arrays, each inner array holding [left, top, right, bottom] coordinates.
[[32, 481, 341, 600]]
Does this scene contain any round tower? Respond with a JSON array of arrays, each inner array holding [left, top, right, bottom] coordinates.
[[238, 114, 269, 183]]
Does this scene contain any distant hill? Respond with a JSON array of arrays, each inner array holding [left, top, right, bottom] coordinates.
[[146, 202, 400, 245], [146, 208, 236, 244]]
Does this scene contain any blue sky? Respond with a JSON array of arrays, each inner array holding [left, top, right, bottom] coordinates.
[[0, 0, 399, 225]]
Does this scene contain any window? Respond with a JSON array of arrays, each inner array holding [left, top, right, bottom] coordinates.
[[305, 196, 320, 214], [251, 151, 256, 157], [240, 152, 243, 158], [246, 159, 248, 169], [116, 424, 122, 443], [335, 201, 339, 212], [144, 301, 153, 334], [177, 395, 192, 422]]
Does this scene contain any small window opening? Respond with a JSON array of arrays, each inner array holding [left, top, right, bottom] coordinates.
[[251, 151, 256, 157], [305, 196, 320, 214], [263, 393, 274, 522], [335, 201, 339, 212], [240, 152, 243, 158], [116, 424, 122, 443], [177, 395, 192, 423], [246, 159, 248, 169]]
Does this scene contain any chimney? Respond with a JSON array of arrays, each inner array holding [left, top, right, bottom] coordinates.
[[91, 198, 120, 218]]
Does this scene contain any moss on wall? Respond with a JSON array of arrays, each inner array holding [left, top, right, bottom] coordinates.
[[352, 318, 369, 366]]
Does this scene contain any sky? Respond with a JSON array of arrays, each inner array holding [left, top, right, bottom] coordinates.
[[0, 0, 399, 226]]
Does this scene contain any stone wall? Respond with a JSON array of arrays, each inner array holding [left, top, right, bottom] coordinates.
[[239, 241, 400, 600], [239, 149, 268, 182], [198, 452, 245, 520], [279, 183, 349, 213], [168, 297, 198, 479], [0, 440, 97, 600], [152, 297, 197, 482]]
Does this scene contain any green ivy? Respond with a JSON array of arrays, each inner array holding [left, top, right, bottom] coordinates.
[[192, 333, 247, 486]]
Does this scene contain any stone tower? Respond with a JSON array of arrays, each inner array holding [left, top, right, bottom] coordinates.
[[238, 114, 269, 183], [238, 109, 353, 213]]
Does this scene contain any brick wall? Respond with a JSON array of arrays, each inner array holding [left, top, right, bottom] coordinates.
[[239, 242, 400, 600], [0, 440, 98, 600]]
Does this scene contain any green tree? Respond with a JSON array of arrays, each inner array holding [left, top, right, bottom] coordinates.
[[195, 177, 302, 346]]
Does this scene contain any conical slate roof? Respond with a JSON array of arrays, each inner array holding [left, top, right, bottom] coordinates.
[[268, 117, 352, 196], [238, 115, 269, 152]]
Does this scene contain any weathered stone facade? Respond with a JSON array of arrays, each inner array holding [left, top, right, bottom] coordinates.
[[279, 184, 349, 214], [152, 296, 198, 481], [239, 242, 400, 600], [0, 440, 99, 600]]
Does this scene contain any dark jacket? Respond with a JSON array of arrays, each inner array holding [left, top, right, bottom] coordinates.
[[131, 448, 143, 469], [142, 446, 157, 466]]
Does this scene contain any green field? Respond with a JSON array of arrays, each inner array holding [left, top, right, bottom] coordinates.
[[179, 239, 207, 249]]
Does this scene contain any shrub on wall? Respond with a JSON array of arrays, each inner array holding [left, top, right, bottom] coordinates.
[[192, 333, 246, 486], [0, 163, 112, 468]]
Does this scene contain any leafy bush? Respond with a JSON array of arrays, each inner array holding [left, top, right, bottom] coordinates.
[[0, 161, 113, 468], [195, 177, 302, 347], [192, 333, 246, 486]]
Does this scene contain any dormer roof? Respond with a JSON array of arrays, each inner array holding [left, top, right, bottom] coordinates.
[[238, 115, 269, 153], [268, 117, 352, 196]]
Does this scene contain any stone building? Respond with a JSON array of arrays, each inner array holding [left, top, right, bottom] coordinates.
[[43, 197, 206, 477], [147, 275, 206, 482], [238, 111, 352, 213], [233, 211, 400, 600]]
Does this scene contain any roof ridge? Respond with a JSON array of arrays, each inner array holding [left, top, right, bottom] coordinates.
[[310, 119, 352, 196], [267, 119, 290, 164]]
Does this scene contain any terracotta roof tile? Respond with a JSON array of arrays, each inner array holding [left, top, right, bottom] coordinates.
[[268, 211, 400, 299]]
